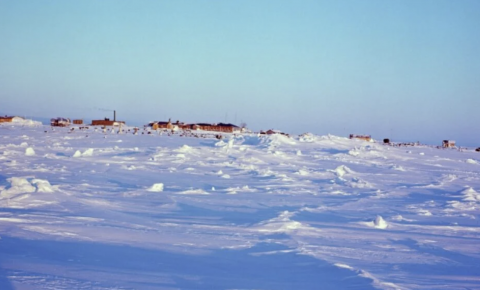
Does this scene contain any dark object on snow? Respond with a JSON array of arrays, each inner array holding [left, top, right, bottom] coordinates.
[[383, 138, 390, 144], [476, 147, 480, 152]]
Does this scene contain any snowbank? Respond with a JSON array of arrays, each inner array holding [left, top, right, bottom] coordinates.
[[0, 177, 56, 198]]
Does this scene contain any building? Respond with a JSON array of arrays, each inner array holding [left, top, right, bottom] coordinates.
[[91, 118, 125, 126], [149, 119, 191, 130], [0, 116, 14, 123], [349, 134, 372, 142], [148, 119, 241, 133], [91, 110, 125, 126], [151, 119, 174, 130], [217, 123, 241, 133], [192, 123, 241, 133], [51, 117, 71, 127], [73, 119, 83, 125], [0, 116, 24, 123], [442, 140, 456, 148], [260, 129, 285, 135]]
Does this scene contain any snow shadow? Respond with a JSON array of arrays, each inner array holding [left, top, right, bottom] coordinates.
[[390, 238, 480, 280], [145, 203, 299, 226], [317, 148, 350, 155], [0, 265, 14, 290], [0, 236, 375, 290], [0, 174, 10, 187]]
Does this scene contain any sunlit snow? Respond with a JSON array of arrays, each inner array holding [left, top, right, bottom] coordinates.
[[0, 122, 479, 289]]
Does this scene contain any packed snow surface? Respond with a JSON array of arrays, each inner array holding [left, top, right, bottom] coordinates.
[[0, 124, 480, 289]]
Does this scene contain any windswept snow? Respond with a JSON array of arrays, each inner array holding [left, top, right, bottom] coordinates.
[[0, 125, 479, 289]]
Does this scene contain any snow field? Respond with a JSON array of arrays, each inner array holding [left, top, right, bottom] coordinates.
[[0, 124, 479, 289]]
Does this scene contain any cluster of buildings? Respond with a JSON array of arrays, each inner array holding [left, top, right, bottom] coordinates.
[[148, 119, 242, 133], [48, 111, 243, 134], [349, 134, 459, 149], [1, 113, 476, 150]]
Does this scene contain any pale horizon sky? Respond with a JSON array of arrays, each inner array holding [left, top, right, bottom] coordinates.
[[1, 1, 479, 146]]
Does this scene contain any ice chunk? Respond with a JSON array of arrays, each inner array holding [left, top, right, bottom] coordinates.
[[25, 147, 35, 156], [374, 215, 388, 229], [334, 165, 352, 177], [31, 179, 55, 193], [147, 183, 164, 192]]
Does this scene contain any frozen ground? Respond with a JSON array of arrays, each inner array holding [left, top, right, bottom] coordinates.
[[0, 122, 479, 289]]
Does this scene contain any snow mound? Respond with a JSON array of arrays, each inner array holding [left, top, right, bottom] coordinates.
[[298, 133, 316, 143], [361, 215, 388, 229], [178, 189, 210, 195], [31, 179, 55, 193], [348, 149, 360, 156], [334, 263, 354, 270], [461, 187, 480, 202], [346, 177, 372, 189], [175, 145, 193, 153], [296, 169, 309, 176], [466, 159, 478, 164], [225, 185, 256, 194], [334, 165, 353, 177], [256, 211, 304, 234], [0, 177, 56, 198], [374, 215, 388, 229], [267, 134, 296, 146], [252, 134, 296, 149], [25, 147, 35, 156], [390, 165, 406, 171], [2, 117, 42, 126], [147, 183, 164, 192], [1, 177, 36, 198], [73, 149, 94, 157], [227, 139, 234, 149]]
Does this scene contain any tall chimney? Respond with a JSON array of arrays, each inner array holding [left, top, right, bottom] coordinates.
[[114, 110, 116, 122]]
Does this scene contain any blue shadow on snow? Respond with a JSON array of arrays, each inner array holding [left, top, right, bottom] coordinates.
[[0, 236, 375, 290]]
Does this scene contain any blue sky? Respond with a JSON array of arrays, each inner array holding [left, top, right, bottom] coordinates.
[[1, 0, 479, 146]]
